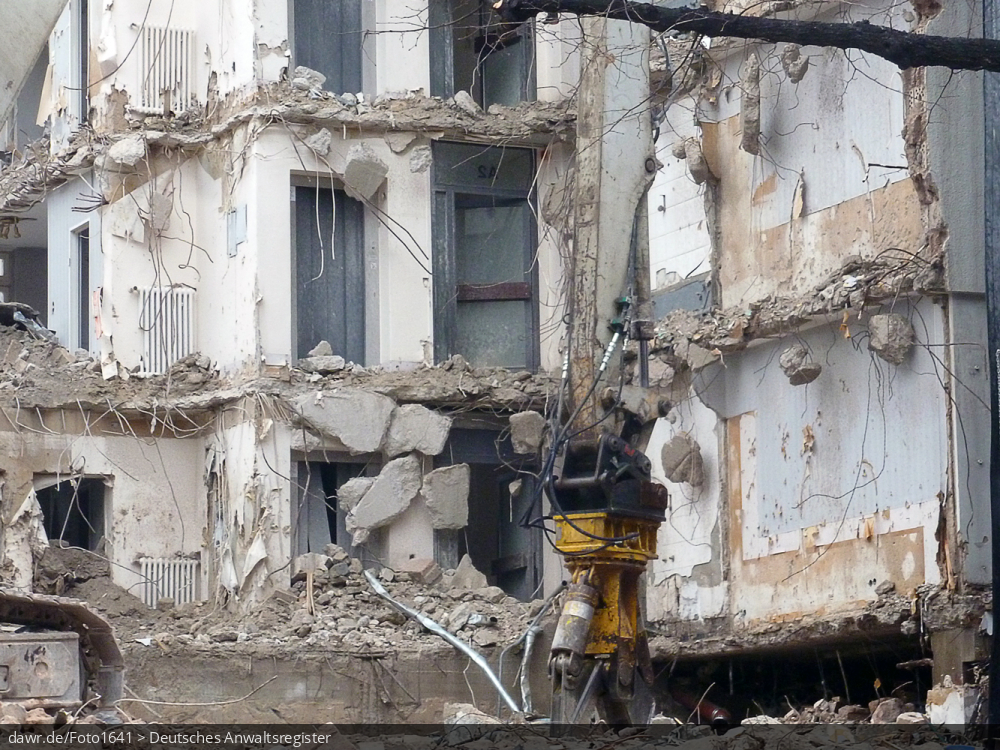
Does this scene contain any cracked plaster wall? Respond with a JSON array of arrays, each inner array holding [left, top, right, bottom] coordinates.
[[0, 416, 205, 597], [648, 116, 713, 290], [646, 299, 948, 628], [644, 0, 991, 629], [649, 0, 920, 311]]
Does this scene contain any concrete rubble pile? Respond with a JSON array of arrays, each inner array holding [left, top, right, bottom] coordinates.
[[55, 546, 539, 660], [739, 696, 929, 725]]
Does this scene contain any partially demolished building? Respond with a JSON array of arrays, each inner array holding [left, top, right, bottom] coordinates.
[[0, 0, 992, 724]]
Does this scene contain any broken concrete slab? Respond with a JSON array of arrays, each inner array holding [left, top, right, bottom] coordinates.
[[422, 464, 470, 530], [868, 313, 915, 365], [472, 628, 499, 647], [660, 434, 705, 487], [291, 65, 326, 91], [293, 388, 395, 454], [385, 132, 417, 153], [292, 553, 331, 582], [308, 340, 333, 357], [324, 543, 349, 562], [106, 134, 146, 167], [452, 90, 481, 117], [397, 557, 442, 585], [451, 553, 488, 590], [779, 344, 822, 385], [510, 411, 546, 454], [304, 128, 332, 156], [683, 137, 715, 185], [346, 454, 422, 540], [385, 404, 452, 457], [343, 141, 388, 201], [298, 355, 346, 374], [336, 477, 374, 513], [870, 697, 903, 724]]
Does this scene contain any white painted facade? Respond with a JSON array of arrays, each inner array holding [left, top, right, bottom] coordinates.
[[641, 0, 990, 666], [0, 0, 990, 699], [0, 0, 583, 605]]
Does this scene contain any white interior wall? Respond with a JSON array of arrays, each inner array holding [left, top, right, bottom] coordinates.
[[535, 19, 580, 102], [375, 0, 430, 94], [48, 177, 102, 353], [646, 299, 948, 625], [89, 0, 256, 115], [648, 108, 712, 287], [0, 430, 206, 597], [252, 126, 433, 366]]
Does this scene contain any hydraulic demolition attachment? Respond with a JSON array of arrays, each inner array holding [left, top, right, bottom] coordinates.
[[546, 432, 669, 724]]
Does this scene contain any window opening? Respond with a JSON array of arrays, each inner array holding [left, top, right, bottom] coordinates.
[[295, 460, 382, 560], [291, 0, 363, 94], [435, 428, 541, 601], [36, 477, 106, 552], [433, 143, 538, 369], [76, 228, 90, 351], [293, 185, 365, 364], [430, 0, 534, 109]]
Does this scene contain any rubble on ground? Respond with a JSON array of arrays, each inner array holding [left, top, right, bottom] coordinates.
[[57, 548, 538, 661]]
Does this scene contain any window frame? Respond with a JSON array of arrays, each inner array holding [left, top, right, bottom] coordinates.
[[71, 222, 90, 353], [289, 176, 367, 365], [431, 142, 540, 371], [429, 0, 536, 108]]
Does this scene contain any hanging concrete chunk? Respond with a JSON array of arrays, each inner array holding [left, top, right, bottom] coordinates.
[[304, 128, 332, 156], [423, 464, 470, 529], [385, 404, 452, 457], [346, 454, 422, 543], [510, 411, 546, 454], [293, 389, 395, 454], [868, 313, 915, 365], [780, 45, 810, 83], [779, 344, 822, 385], [343, 142, 388, 201], [106, 134, 146, 167], [683, 137, 716, 185], [660, 434, 705, 487], [740, 54, 761, 156], [336, 477, 374, 513]]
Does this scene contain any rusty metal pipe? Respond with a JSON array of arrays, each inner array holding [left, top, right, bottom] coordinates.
[[670, 688, 732, 727]]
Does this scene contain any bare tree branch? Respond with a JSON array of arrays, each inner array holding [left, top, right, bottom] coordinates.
[[495, 0, 1000, 73]]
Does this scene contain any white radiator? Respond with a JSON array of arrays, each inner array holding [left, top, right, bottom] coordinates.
[[135, 26, 195, 114], [140, 286, 195, 374], [139, 557, 200, 609]]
